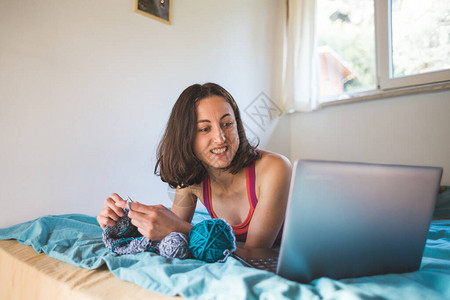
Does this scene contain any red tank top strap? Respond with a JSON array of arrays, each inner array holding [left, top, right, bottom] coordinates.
[[202, 176, 215, 218], [247, 161, 258, 208]]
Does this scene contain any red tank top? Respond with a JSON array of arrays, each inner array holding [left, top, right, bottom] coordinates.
[[202, 162, 283, 243]]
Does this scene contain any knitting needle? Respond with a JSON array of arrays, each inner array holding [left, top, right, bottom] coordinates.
[[125, 195, 135, 211]]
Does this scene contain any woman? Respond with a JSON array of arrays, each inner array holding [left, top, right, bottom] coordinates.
[[97, 83, 291, 248]]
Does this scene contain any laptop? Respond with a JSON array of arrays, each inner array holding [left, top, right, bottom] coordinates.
[[233, 160, 443, 283]]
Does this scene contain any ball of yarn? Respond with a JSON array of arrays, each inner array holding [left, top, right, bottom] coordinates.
[[188, 219, 236, 263], [159, 232, 190, 259]]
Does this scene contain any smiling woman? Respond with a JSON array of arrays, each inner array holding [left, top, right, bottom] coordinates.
[[97, 83, 292, 249], [193, 96, 240, 170], [154, 83, 261, 189]]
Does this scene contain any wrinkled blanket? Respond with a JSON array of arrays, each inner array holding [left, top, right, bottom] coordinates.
[[1, 210, 449, 300]]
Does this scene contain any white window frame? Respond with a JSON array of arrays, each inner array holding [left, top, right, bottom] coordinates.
[[319, 0, 450, 107], [375, 0, 450, 90]]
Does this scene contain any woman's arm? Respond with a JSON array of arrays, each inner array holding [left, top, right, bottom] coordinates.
[[245, 152, 292, 248], [171, 186, 198, 224], [126, 203, 193, 240], [114, 187, 197, 240]]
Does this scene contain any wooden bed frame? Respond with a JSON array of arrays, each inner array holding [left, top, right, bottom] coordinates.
[[0, 240, 178, 300]]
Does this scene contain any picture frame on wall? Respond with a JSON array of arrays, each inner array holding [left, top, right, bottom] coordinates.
[[134, 0, 172, 25]]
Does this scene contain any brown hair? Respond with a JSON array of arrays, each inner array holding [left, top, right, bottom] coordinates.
[[154, 83, 261, 188]]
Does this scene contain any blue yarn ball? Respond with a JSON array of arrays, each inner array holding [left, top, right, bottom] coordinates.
[[188, 219, 236, 263]]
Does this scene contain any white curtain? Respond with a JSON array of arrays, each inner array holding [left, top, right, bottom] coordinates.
[[282, 0, 320, 113]]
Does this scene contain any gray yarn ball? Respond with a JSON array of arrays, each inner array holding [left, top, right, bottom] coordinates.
[[159, 232, 190, 259]]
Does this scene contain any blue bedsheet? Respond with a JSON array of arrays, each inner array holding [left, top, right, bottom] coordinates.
[[1, 211, 449, 300]]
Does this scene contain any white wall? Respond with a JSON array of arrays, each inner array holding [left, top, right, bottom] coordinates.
[[2, 0, 446, 229], [290, 89, 450, 185], [0, 0, 287, 227]]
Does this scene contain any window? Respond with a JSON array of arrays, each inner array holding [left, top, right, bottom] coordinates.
[[316, 0, 450, 102], [377, 0, 450, 89], [317, 0, 376, 99]]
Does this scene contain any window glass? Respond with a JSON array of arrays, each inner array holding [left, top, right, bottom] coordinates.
[[317, 0, 376, 98], [391, 0, 450, 78]]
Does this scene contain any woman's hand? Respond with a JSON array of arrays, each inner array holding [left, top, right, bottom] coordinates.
[[97, 193, 127, 229], [120, 202, 193, 241]]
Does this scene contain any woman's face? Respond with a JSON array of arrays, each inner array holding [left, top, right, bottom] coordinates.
[[193, 96, 240, 170]]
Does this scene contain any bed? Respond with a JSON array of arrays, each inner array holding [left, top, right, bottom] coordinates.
[[1, 188, 450, 300]]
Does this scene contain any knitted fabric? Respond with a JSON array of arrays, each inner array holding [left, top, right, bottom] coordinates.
[[102, 209, 159, 255]]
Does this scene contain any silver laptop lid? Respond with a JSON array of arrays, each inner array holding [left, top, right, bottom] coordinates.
[[277, 160, 442, 282]]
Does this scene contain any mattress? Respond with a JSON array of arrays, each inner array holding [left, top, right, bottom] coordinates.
[[0, 240, 176, 300]]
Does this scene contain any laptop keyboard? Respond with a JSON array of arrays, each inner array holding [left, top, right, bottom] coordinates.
[[245, 257, 278, 273]]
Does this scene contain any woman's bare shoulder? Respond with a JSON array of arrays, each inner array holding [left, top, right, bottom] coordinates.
[[256, 150, 292, 172]]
